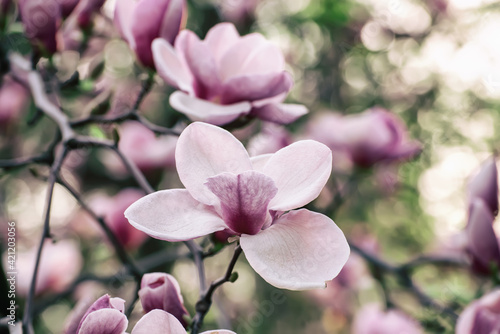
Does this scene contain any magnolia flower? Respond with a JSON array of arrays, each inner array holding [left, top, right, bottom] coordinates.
[[352, 304, 423, 334], [456, 290, 500, 334], [114, 0, 186, 68], [152, 22, 307, 125], [139, 273, 189, 327], [74, 295, 235, 334], [306, 108, 421, 168], [125, 122, 349, 290], [467, 157, 499, 216], [19, 0, 62, 54]]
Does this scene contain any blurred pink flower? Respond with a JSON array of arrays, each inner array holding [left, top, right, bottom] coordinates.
[[456, 290, 500, 334], [139, 273, 189, 327], [247, 123, 292, 156], [19, 0, 62, 54], [125, 122, 349, 290], [114, 0, 186, 68], [102, 122, 177, 175], [152, 22, 307, 125], [14, 239, 83, 296], [73, 0, 105, 28], [73, 295, 235, 334], [217, 0, 259, 24], [352, 304, 423, 334], [467, 156, 499, 216], [0, 76, 29, 128], [89, 188, 149, 249], [307, 108, 421, 168]]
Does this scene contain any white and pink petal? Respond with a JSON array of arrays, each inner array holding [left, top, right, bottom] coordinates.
[[240, 209, 350, 290], [175, 121, 253, 205], [263, 140, 332, 211], [124, 189, 227, 242]]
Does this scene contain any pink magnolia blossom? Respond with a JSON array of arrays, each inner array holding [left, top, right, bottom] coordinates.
[[14, 240, 83, 296], [247, 123, 292, 156], [352, 304, 423, 334], [306, 108, 421, 168], [114, 0, 186, 68], [74, 295, 235, 334], [139, 273, 189, 327], [0, 76, 29, 128], [456, 290, 500, 334], [125, 122, 349, 290], [73, 0, 105, 28], [19, 0, 62, 54], [467, 157, 499, 216], [89, 188, 149, 249], [152, 22, 307, 125]]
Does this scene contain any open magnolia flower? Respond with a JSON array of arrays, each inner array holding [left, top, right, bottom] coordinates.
[[152, 22, 307, 125], [125, 122, 349, 290]]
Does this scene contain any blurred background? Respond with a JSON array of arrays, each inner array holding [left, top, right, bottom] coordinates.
[[1, 0, 500, 333]]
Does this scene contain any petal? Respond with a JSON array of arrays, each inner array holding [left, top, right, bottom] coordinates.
[[251, 103, 308, 125], [78, 309, 128, 334], [170, 91, 251, 126], [200, 331, 237, 334], [204, 23, 240, 64], [240, 209, 350, 290], [152, 38, 194, 94], [114, 0, 136, 48], [220, 72, 293, 105], [175, 122, 253, 205], [181, 30, 221, 99], [205, 171, 278, 235], [124, 189, 227, 242], [131, 310, 185, 334], [219, 33, 284, 80], [263, 140, 332, 211], [158, 0, 185, 44]]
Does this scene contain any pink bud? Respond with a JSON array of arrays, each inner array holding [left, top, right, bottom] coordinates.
[[307, 108, 421, 168], [456, 290, 500, 334], [114, 0, 186, 68], [468, 157, 499, 216], [74, 0, 105, 28], [19, 0, 62, 55], [465, 199, 500, 275], [76, 294, 128, 334], [352, 304, 423, 334], [139, 273, 190, 328], [60, 0, 80, 17]]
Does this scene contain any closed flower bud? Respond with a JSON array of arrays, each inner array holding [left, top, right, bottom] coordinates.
[[139, 273, 190, 328], [465, 199, 500, 275], [76, 295, 128, 334], [468, 156, 499, 216], [114, 0, 186, 68]]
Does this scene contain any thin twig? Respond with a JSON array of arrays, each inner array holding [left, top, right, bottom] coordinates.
[[191, 245, 242, 334], [22, 146, 68, 334]]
